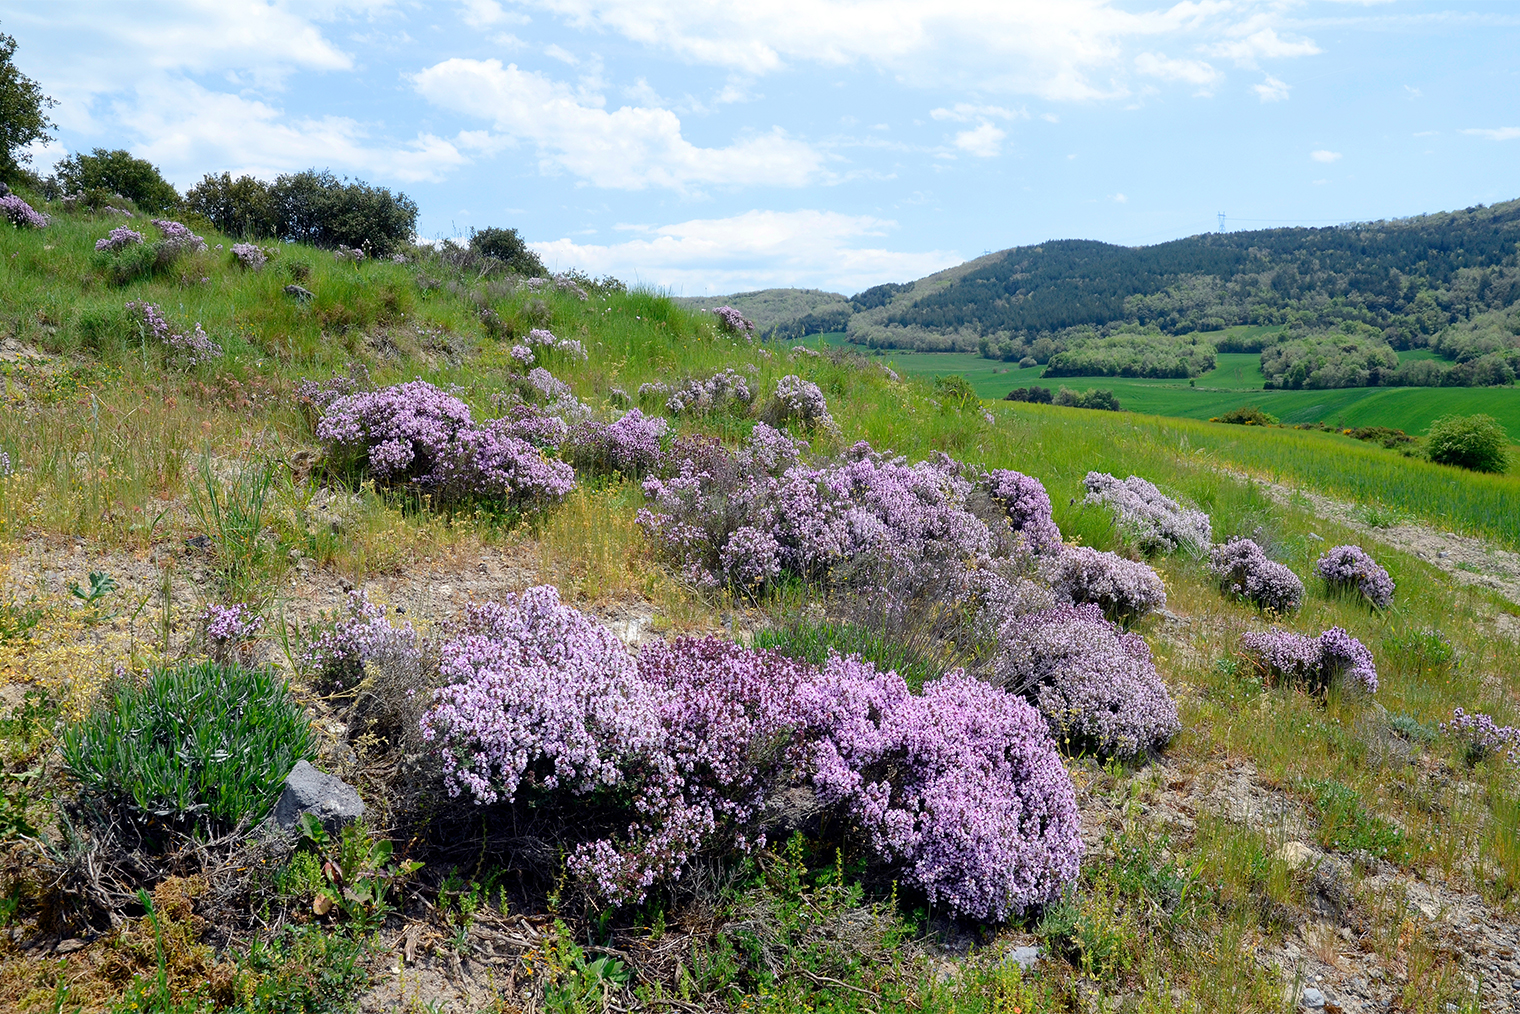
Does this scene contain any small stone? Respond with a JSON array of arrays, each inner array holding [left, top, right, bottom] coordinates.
[[1273, 841, 1318, 870], [1301, 986, 1326, 1009], [55, 938, 87, 954], [1005, 945, 1040, 971], [273, 760, 365, 832], [284, 284, 315, 302]]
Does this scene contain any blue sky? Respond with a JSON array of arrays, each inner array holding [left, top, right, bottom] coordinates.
[[5, 1, 1519, 294]]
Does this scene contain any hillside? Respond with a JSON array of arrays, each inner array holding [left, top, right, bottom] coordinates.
[[706, 200, 1520, 393], [3, 187, 1520, 1013]]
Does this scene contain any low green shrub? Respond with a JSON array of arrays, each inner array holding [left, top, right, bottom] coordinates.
[[62, 661, 311, 841], [1213, 405, 1278, 426], [1425, 413, 1509, 473]]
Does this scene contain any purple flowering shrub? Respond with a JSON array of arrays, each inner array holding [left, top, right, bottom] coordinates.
[[316, 380, 574, 509], [230, 243, 267, 270], [126, 302, 223, 366], [408, 586, 1081, 916], [1444, 709, 1520, 765], [303, 590, 422, 695], [1082, 472, 1212, 555], [982, 469, 1063, 557], [564, 409, 668, 478], [200, 603, 263, 664], [666, 369, 754, 415], [152, 219, 207, 256], [0, 194, 47, 228], [1315, 545, 1395, 608], [994, 604, 1180, 759], [712, 305, 757, 337], [95, 226, 144, 252], [1209, 538, 1304, 613], [510, 344, 535, 365], [1239, 626, 1379, 693], [1044, 546, 1166, 625], [526, 328, 589, 361], [762, 375, 835, 430], [639, 432, 998, 597]]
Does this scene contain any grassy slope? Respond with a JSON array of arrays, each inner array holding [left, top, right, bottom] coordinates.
[[2, 206, 1518, 1012]]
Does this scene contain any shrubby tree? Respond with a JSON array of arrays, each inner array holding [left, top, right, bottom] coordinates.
[[0, 28, 54, 184], [186, 168, 418, 254], [469, 226, 546, 276], [1425, 413, 1509, 473], [52, 148, 181, 213]]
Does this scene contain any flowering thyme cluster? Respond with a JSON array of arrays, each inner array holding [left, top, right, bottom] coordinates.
[[0, 194, 46, 228], [296, 374, 365, 415], [665, 369, 755, 415], [764, 375, 834, 429], [1044, 546, 1166, 625], [316, 380, 575, 508], [303, 589, 420, 694], [994, 603, 1180, 759], [231, 243, 267, 270], [95, 226, 145, 252], [151, 219, 206, 255], [126, 301, 222, 366], [333, 245, 366, 263], [509, 344, 535, 366], [564, 409, 668, 478], [0, 451, 11, 478], [200, 603, 264, 663], [407, 586, 1081, 917], [1082, 472, 1212, 554], [1209, 538, 1304, 613], [1315, 545, 1395, 608], [1444, 709, 1520, 764], [711, 305, 756, 337], [525, 328, 588, 361], [1239, 626, 1379, 693], [639, 430, 1001, 596], [526, 274, 589, 301], [983, 469, 1063, 556]]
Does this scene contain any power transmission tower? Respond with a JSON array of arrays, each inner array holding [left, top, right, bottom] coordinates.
[[1217, 212, 1226, 233]]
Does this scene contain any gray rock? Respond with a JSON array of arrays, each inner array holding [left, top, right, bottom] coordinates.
[[273, 760, 365, 832], [284, 284, 315, 303], [1005, 945, 1040, 971], [1301, 986, 1326, 1009]]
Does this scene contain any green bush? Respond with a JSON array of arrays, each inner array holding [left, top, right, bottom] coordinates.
[[52, 148, 181, 213], [1213, 405, 1278, 426], [469, 225, 546, 276], [1426, 413, 1509, 473], [62, 661, 311, 841]]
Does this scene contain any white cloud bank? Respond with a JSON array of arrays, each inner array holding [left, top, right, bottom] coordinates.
[[411, 58, 824, 190], [1310, 149, 1342, 163], [1463, 127, 1520, 141], [530, 209, 961, 294], [507, 0, 1322, 101]]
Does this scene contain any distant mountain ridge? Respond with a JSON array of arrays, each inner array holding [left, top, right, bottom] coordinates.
[[688, 198, 1520, 369], [688, 199, 1520, 389]]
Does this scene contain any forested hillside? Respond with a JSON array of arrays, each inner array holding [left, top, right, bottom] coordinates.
[[716, 199, 1520, 388]]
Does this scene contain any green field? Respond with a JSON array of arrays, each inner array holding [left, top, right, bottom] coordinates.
[[856, 347, 1520, 439]]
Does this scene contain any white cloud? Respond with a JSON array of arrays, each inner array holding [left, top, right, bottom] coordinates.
[[460, 0, 530, 26], [1253, 74, 1290, 102], [119, 79, 470, 184], [544, 43, 580, 64], [508, 0, 1298, 102], [931, 103, 1026, 122], [953, 122, 1007, 158], [1134, 51, 1219, 86], [412, 58, 825, 190], [1463, 127, 1520, 141], [1204, 26, 1320, 69], [529, 209, 961, 293], [1110, 192, 1127, 203], [1310, 149, 1341, 162]]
